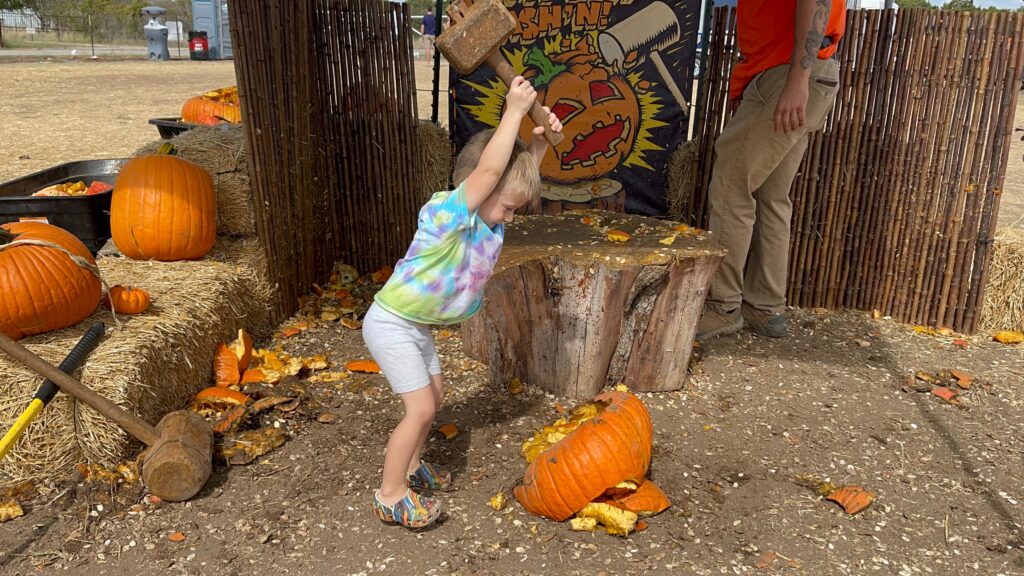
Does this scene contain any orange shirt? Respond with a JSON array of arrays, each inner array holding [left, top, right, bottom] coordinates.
[[729, 0, 847, 100]]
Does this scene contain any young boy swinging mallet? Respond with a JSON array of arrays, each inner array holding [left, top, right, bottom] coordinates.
[[362, 76, 563, 528]]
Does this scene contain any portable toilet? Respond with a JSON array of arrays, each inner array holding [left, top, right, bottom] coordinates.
[[191, 0, 233, 59], [142, 6, 170, 60]]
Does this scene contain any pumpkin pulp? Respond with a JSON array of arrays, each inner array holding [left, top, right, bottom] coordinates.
[[521, 400, 608, 464]]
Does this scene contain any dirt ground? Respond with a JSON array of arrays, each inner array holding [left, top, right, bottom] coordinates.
[[1, 58, 1024, 576], [1, 311, 1023, 576]]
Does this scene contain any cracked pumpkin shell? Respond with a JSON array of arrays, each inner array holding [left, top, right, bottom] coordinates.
[[513, 390, 653, 521], [191, 386, 252, 413]]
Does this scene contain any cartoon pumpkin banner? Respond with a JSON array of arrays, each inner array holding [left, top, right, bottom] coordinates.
[[450, 0, 700, 216]]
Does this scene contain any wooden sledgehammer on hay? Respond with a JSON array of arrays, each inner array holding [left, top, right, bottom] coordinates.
[[437, 0, 564, 147], [0, 330, 212, 502]]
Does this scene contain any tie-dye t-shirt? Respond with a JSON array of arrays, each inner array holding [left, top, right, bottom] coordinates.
[[374, 182, 504, 325]]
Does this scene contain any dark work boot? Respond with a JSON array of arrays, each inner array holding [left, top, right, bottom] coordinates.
[[741, 304, 787, 338]]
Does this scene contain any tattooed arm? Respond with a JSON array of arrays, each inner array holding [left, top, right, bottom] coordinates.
[[774, 0, 832, 134]]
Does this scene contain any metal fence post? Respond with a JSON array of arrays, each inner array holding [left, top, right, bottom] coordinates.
[[691, 0, 716, 141], [430, 0, 443, 125], [89, 14, 96, 58]]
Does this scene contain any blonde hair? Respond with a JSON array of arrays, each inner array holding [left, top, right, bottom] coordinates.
[[452, 129, 541, 206]]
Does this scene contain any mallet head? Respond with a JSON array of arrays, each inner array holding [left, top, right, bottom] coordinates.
[[436, 0, 518, 75]]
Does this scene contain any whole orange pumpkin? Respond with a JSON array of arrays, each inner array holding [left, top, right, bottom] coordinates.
[[0, 221, 102, 340], [105, 285, 150, 315], [111, 152, 216, 261], [181, 86, 242, 124], [514, 390, 653, 521], [519, 41, 641, 184]]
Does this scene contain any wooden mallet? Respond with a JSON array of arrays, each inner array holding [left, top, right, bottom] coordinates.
[[437, 0, 564, 147], [0, 331, 213, 502]]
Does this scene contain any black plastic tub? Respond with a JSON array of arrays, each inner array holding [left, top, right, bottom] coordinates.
[[0, 159, 128, 256], [148, 117, 194, 139]]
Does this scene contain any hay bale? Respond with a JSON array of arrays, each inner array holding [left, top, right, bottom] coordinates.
[[665, 140, 699, 222], [135, 125, 256, 237], [979, 227, 1024, 334], [415, 120, 453, 203], [0, 237, 273, 488]]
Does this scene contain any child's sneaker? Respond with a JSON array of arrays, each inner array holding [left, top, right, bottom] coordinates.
[[372, 489, 443, 528], [408, 460, 452, 491]]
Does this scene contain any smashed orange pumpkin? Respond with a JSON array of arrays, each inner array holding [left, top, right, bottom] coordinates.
[[514, 391, 653, 521], [214, 329, 253, 387], [181, 86, 241, 124]]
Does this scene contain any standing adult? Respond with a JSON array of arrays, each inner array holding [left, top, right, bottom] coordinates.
[[697, 0, 847, 339], [421, 6, 438, 61]]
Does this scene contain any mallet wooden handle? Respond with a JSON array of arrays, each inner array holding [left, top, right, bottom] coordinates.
[[486, 54, 564, 148], [0, 331, 161, 447]]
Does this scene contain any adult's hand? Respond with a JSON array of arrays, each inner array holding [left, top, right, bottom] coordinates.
[[774, 77, 809, 134]]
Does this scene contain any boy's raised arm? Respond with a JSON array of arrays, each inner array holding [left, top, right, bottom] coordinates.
[[464, 76, 536, 213]]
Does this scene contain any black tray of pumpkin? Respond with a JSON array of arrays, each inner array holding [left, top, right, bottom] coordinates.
[[0, 159, 128, 256]]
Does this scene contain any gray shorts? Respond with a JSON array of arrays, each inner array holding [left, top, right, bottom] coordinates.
[[362, 302, 441, 395]]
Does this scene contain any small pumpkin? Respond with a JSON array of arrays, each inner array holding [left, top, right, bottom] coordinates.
[[111, 146, 216, 261], [181, 86, 242, 124], [345, 359, 382, 374], [0, 221, 102, 340], [514, 391, 653, 521], [105, 285, 150, 315]]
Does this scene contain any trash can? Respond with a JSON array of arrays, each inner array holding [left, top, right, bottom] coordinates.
[[142, 6, 170, 61], [189, 30, 209, 61]]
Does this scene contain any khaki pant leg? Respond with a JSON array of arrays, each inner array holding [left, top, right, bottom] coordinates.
[[708, 64, 817, 310], [743, 58, 840, 313]]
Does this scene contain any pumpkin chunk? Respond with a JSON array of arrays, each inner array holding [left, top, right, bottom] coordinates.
[[576, 502, 638, 536]]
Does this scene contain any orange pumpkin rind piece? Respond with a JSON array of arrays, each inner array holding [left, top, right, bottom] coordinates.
[[211, 405, 247, 435], [438, 423, 459, 440], [191, 386, 253, 414], [213, 343, 241, 388], [606, 229, 631, 243], [950, 369, 975, 389], [605, 479, 671, 517], [993, 330, 1024, 345], [931, 386, 960, 405], [227, 329, 254, 373], [345, 359, 381, 374], [371, 265, 394, 284], [825, 485, 876, 515]]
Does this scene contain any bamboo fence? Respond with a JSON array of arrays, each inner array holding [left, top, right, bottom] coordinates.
[[687, 8, 1024, 333], [229, 0, 420, 324]]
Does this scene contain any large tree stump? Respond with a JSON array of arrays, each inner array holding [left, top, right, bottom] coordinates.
[[462, 211, 725, 398]]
